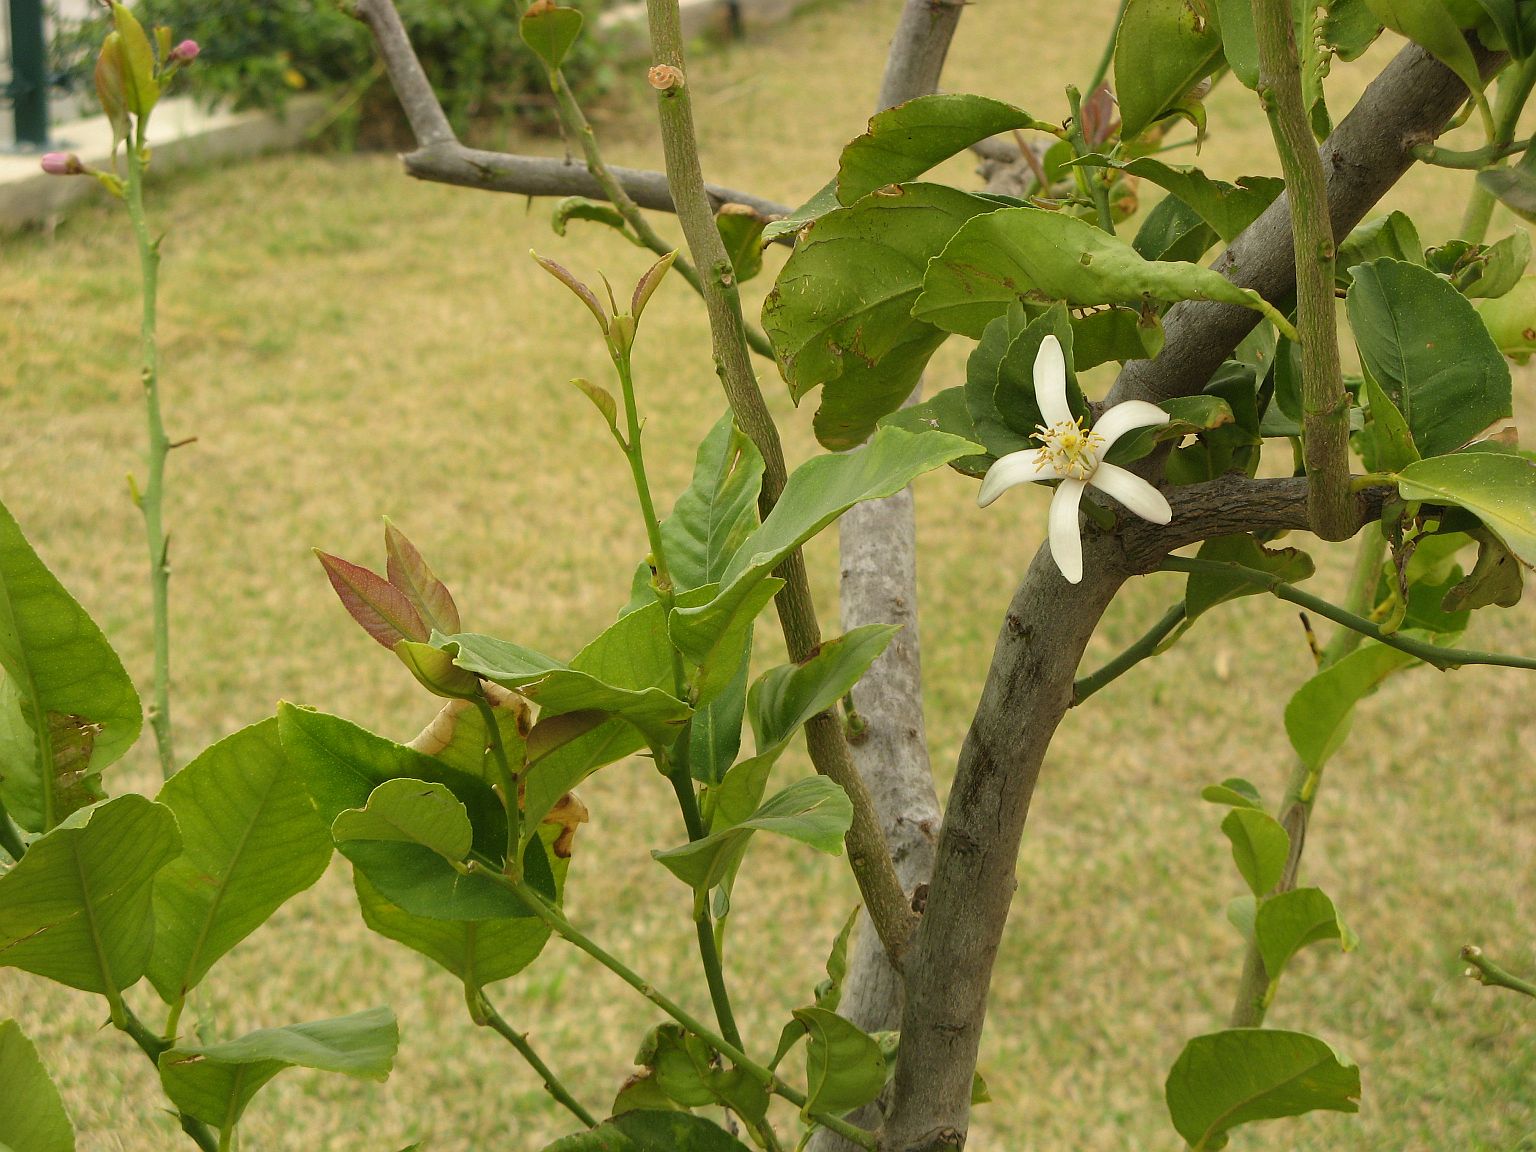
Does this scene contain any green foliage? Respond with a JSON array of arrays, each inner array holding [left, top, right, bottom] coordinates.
[[520, 2, 585, 70], [1398, 451, 1536, 566], [1363, 0, 1488, 101], [0, 1019, 74, 1152], [1183, 535, 1316, 622], [158, 1007, 399, 1128], [1255, 887, 1356, 979], [1075, 156, 1282, 242], [147, 718, 332, 1002], [0, 499, 141, 833], [793, 1006, 887, 1116], [543, 1111, 753, 1151], [1166, 1029, 1361, 1149], [1220, 808, 1290, 896], [0, 794, 180, 994], [1285, 644, 1420, 772], [1114, 0, 1224, 138]]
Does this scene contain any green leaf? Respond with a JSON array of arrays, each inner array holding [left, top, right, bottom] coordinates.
[[277, 704, 507, 858], [1337, 212, 1424, 287], [332, 779, 556, 921], [837, 94, 1050, 204], [648, 413, 765, 599], [1398, 451, 1536, 566], [793, 1006, 887, 1117], [964, 304, 1036, 457], [1471, 0, 1536, 56], [1324, 0, 1385, 59], [353, 870, 550, 987], [394, 639, 482, 700], [406, 692, 530, 786], [1358, 367, 1420, 474], [689, 652, 748, 787], [0, 1019, 74, 1152], [633, 1024, 769, 1122], [1166, 1029, 1360, 1149], [761, 183, 996, 449], [518, 2, 584, 69], [112, 2, 159, 117], [1071, 304, 1167, 367], [0, 794, 180, 993], [1221, 808, 1290, 896], [815, 907, 860, 1011], [915, 207, 1293, 340], [0, 499, 141, 833], [158, 1008, 398, 1128], [1475, 274, 1536, 358], [1184, 535, 1316, 622], [716, 205, 768, 283], [1133, 192, 1220, 264], [1115, 0, 1224, 138], [1202, 777, 1264, 809], [1363, 0, 1487, 99], [1346, 259, 1512, 457], [542, 1111, 753, 1152], [1285, 643, 1420, 773], [749, 625, 900, 754], [1442, 529, 1524, 610], [675, 428, 977, 651], [761, 179, 839, 243], [552, 196, 633, 240], [1255, 887, 1356, 980], [992, 303, 1089, 443], [877, 387, 993, 478], [1075, 156, 1282, 242], [1457, 230, 1531, 299], [1102, 393, 1236, 467], [147, 719, 331, 1003], [652, 776, 852, 891], [1477, 148, 1536, 223], [442, 628, 689, 749]]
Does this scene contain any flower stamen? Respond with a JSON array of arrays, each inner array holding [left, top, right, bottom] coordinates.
[[1033, 417, 1104, 481]]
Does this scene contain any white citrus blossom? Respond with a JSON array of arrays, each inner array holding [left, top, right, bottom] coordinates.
[[977, 334, 1173, 584]]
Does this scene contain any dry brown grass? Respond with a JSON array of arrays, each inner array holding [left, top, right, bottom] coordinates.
[[2, 0, 1535, 1147]]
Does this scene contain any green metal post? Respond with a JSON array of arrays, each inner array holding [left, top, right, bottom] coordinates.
[[8, 0, 51, 148]]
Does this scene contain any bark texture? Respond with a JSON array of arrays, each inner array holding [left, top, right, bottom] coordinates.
[[882, 39, 1504, 1152]]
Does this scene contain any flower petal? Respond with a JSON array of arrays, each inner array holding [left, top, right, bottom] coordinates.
[[1092, 399, 1170, 449], [1033, 334, 1072, 427], [1047, 478, 1087, 583], [977, 449, 1055, 507], [1090, 462, 1172, 524]]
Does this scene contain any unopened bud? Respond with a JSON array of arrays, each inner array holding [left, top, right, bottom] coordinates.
[[40, 152, 85, 176], [170, 39, 199, 62], [647, 64, 684, 92]]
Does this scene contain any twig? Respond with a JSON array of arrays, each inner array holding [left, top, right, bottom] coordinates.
[[118, 1006, 219, 1152], [1251, 0, 1352, 540], [1462, 945, 1536, 999], [1071, 600, 1186, 704], [641, 0, 918, 963], [470, 988, 599, 1126], [1157, 556, 1536, 672]]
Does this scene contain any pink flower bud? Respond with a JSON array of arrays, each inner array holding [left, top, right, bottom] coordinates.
[[40, 152, 85, 176], [170, 39, 199, 62]]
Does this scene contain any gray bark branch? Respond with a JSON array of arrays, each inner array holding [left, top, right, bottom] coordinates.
[[816, 3, 966, 1150], [883, 39, 1503, 1151], [352, 0, 789, 217]]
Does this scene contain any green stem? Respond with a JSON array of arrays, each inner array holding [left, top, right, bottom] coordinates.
[[643, 0, 917, 965], [482, 870, 878, 1150], [514, 0, 774, 359], [474, 695, 521, 871], [1159, 555, 1536, 671], [0, 801, 25, 860], [163, 994, 186, 1044], [1412, 136, 1530, 169], [1086, 0, 1130, 94], [1462, 945, 1536, 999], [216, 1123, 233, 1152], [1252, 0, 1352, 541], [118, 1005, 219, 1152], [1458, 54, 1536, 243], [1318, 526, 1386, 666], [1072, 600, 1187, 705], [470, 986, 600, 1126], [125, 118, 177, 779], [1066, 85, 1115, 234]]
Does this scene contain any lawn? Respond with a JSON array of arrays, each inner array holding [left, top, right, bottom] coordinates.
[[2, 0, 1534, 1147]]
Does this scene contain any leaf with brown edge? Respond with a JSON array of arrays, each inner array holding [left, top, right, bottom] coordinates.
[[383, 520, 460, 635], [542, 791, 589, 858], [315, 550, 427, 648]]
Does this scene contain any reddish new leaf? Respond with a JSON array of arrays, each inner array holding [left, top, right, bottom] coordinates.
[[383, 519, 461, 635], [315, 550, 428, 648]]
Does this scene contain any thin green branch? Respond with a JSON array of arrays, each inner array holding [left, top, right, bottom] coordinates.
[[0, 801, 25, 860], [125, 118, 177, 778], [1072, 600, 1187, 705], [1252, 0, 1352, 540], [1412, 136, 1530, 169], [1462, 945, 1536, 999], [473, 695, 521, 871], [118, 1005, 219, 1152], [470, 986, 600, 1126], [475, 868, 878, 1150], [1066, 85, 1114, 234], [1459, 53, 1536, 242], [641, 0, 917, 963], [512, 0, 774, 359], [1158, 555, 1536, 672]]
